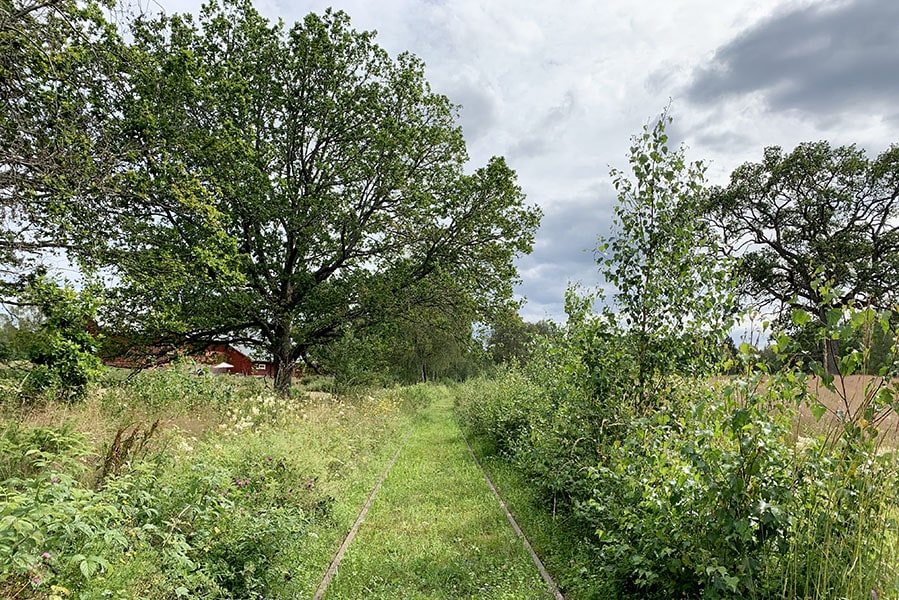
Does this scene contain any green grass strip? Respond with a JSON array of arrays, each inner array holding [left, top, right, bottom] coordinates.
[[313, 430, 411, 599], [322, 387, 556, 599], [461, 432, 565, 600]]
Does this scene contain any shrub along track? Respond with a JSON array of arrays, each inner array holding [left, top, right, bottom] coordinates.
[[313, 387, 563, 599]]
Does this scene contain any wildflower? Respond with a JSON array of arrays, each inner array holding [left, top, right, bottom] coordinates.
[[41, 552, 51, 560], [50, 477, 60, 484]]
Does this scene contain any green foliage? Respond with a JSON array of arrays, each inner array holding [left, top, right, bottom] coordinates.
[[318, 301, 488, 387], [459, 327, 899, 598], [0, 0, 124, 291], [581, 379, 799, 599], [0, 306, 41, 364], [599, 113, 735, 406], [16, 277, 102, 401], [110, 359, 251, 414], [485, 308, 558, 365], [0, 423, 123, 593], [0, 369, 430, 598], [457, 286, 899, 599], [707, 141, 899, 373], [455, 368, 540, 456], [82, 1, 540, 395]]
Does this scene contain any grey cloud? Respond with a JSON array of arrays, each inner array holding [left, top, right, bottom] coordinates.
[[513, 184, 616, 319], [508, 136, 549, 159], [447, 82, 499, 142], [508, 90, 577, 159], [675, 115, 754, 155], [540, 90, 575, 128], [686, 0, 899, 116]]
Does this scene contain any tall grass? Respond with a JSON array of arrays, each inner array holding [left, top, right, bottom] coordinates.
[[0, 367, 431, 599]]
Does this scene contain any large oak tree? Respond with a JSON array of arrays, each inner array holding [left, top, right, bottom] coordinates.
[[706, 141, 899, 372], [93, 1, 540, 393]]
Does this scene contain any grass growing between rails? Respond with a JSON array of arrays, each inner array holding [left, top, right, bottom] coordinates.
[[322, 386, 555, 600], [462, 434, 611, 599], [0, 368, 432, 599]]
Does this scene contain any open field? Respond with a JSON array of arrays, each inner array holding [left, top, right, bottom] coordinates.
[[800, 374, 899, 438]]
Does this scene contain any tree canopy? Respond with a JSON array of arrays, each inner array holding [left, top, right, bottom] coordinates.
[[0, 0, 123, 294], [706, 141, 899, 371], [80, 1, 540, 392]]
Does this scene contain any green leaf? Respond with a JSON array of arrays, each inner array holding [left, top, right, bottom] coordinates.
[[79, 559, 96, 579], [809, 402, 827, 421], [791, 309, 811, 327], [826, 308, 843, 327]]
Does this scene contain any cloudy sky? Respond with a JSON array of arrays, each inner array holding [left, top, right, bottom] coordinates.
[[157, 0, 899, 323]]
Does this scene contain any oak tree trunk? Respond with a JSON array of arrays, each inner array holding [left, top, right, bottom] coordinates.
[[272, 324, 294, 396]]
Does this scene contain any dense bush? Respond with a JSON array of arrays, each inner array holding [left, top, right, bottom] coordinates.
[[580, 378, 798, 598], [455, 311, 899, 599], [454, 368, 540, 456]]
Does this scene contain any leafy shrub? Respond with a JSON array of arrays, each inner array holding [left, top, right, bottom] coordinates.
[[579, 377, 797, 599], [457, 301, 899, 598], [455, 369, 538, 455], [0, 425, 125, 594], [395, 382, 442, 411], [18, 277, 103, 402], [0, 422, 91, 481]]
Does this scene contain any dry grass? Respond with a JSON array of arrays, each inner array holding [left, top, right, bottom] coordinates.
[[710, 373, 899, 445], [799, 374, 899, 442]]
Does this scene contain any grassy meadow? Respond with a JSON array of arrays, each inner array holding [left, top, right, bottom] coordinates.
[[2, 357, 898, 600], [0, 366, 432, 599]]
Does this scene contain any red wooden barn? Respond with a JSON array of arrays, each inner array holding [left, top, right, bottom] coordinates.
[[201, 344, 273, 377]]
